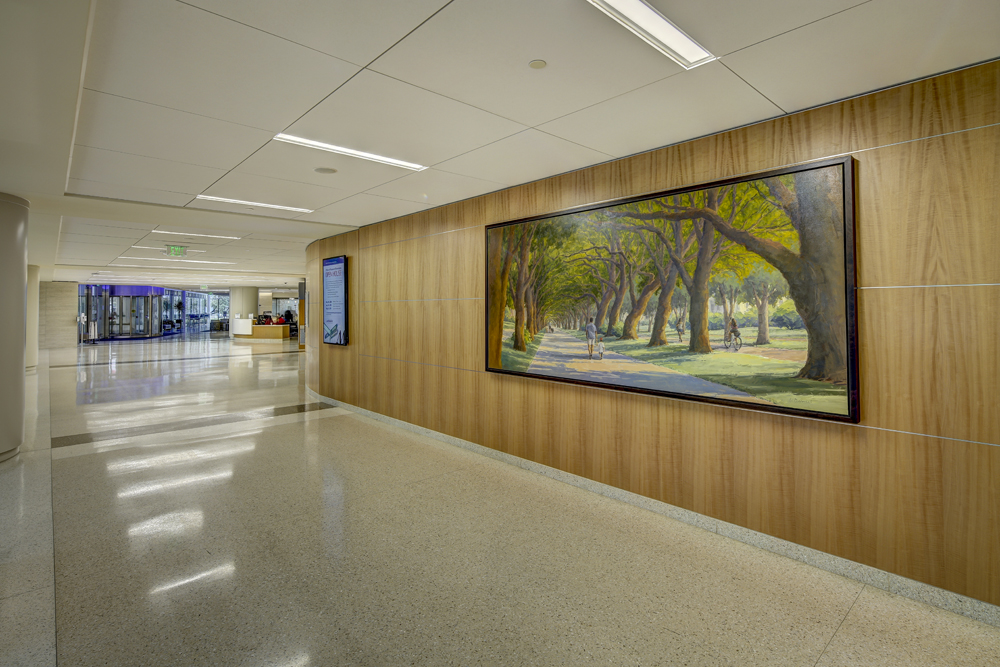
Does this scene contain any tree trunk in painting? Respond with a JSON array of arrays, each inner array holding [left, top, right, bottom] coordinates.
[[686, 221, 716, 354], [605, 268, 628, 335], [513, 229, 532, 352], [688, 280, 711, 353], [487, 227, 515, 369], [621, 278, 660, 340], [526, 288, 536, 339], [755, 295, 771, 345], [647, 280, 676, 347], [594, 288, 613, 334], [760, 170, 847, 381]]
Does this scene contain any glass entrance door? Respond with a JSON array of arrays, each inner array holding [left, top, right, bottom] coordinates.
[[109, 297, 121, 336], [120, 296, 131, 336], [152, 296, 162, 335], [133, 297, 147, 336]]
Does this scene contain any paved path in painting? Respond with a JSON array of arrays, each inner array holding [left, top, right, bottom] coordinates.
[[528, 329, 766, 402]]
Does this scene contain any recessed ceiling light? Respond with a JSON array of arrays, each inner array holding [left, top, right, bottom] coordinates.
[[194, 195, 313, 213], [151, 230, 242, 240], [529, 59, 547, 69], [314, 167, 338, 174], [274, 134, 426, 171], [586, 0, 714, 69]]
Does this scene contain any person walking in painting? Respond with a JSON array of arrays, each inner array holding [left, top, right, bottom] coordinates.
[[597, 336, 605, 360], [675, 319, 685, 342], [585, 317, 597, 359]]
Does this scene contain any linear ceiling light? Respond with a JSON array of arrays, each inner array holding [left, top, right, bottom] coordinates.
[[150, 230, 242, 240], [194, 195, 313, 213], [119, 257, 237, 265], [586, 0, 714, 69], [273, 133, 427, 171]]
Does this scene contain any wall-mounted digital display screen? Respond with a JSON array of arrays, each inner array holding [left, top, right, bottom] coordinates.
[[322, 256, 348, 345]]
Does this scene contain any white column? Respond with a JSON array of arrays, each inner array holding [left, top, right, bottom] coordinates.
[[0, 193, 28, 463], [228, 287, 259, 337], [26, 265, 39, 374]]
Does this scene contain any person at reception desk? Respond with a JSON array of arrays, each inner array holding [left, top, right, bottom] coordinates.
[[243, 313, 290, 340]]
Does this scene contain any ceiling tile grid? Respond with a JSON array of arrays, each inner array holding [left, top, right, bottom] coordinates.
[[538, 61, 783, 158], [181, 0, 452, 66], [721, 0, 1000, 113], [50, 0, 1000, 286], [66, 178, 196, 207], [84, 0, 359, 130], [369, 0, 684, 127], [433, 129, 613, 187], [295, 193, 431, 227], [74, 89, 275, 169], [69, 145, 226, 195]]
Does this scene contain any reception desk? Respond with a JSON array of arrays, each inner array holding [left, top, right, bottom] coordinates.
[[231, 318, 254, 338], [251, 324, 290, 340]]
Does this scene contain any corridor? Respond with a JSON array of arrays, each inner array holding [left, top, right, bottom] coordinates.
[[1, 336, 999, 665]]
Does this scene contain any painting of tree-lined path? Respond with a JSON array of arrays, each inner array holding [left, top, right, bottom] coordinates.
[[486, 159, 858, 421]]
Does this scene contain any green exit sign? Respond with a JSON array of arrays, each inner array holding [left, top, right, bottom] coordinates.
[[166, 245, 186, 256]]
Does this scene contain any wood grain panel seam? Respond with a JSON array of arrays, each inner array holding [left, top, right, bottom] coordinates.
[[484, 367, 1000, 448], [360, 353, 483, 374], [859, 283, 1000, 289], [358, 222, 484, 250], [852, 425, 999, 449]]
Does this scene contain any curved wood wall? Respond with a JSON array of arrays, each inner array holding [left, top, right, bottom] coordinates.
[[306, 61, 1000, 606]]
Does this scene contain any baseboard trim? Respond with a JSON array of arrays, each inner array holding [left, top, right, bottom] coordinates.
[[307, 388, 1000, 628]]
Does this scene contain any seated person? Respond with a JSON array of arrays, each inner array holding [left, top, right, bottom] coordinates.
[[276, 315, 286, 324]]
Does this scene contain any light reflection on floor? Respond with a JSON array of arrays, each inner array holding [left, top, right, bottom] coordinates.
[[2, 337, 997, 666]]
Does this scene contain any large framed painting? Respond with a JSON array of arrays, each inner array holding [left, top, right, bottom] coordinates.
[[485, 157, 859, 423]]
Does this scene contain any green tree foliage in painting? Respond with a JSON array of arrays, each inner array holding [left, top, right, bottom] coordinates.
[[487, 164, 849, 385]]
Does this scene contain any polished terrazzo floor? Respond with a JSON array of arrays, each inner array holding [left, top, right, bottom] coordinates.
[[2, 336, 999, 665]]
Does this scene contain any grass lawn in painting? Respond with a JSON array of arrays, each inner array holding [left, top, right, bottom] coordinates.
[[500, 326, 546, 373], [567, 328, 846, 414]]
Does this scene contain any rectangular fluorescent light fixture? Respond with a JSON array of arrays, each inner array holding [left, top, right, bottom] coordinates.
[[194, 194, 313, 213], [273, 133, 427, 171], [586, 0, 715, 69], [120, 256, 236, 265], [151, 230, 242, 240]]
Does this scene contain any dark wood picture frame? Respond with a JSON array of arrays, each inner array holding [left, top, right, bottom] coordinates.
[[484, 157, 860, 423]]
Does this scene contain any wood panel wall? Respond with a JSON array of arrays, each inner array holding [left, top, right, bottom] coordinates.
[[306, 61, 1000, 606]]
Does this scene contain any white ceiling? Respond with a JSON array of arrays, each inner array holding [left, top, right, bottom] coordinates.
[[2, 0, 999, 288]]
